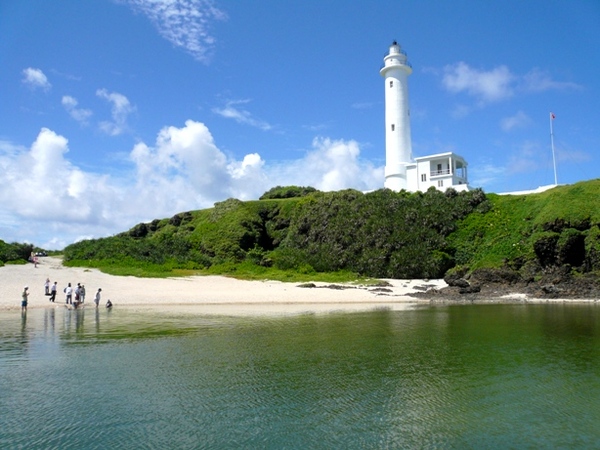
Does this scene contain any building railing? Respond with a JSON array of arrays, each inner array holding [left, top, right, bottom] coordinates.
[[430, 169, 451, 176]]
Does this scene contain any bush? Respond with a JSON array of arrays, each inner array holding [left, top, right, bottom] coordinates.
[[260, 185, 318, 200]]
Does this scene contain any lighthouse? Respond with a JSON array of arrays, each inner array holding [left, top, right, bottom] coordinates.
[[380, 41, 413, 191]]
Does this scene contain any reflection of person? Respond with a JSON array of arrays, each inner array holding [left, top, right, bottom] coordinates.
[[21, 286, 29, 312], [73, 289, 80, 309], [106, 299, 113, 309], [94, 288, 102, 308], [49, 282, 57, 302]]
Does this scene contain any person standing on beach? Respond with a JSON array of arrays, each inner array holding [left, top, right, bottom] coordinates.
[[80, 285, 86, 304], [94, 288, 101, 308], [49, 281, 57, 302], [44, 278, 50, 295], [21, 286, 29, 312], [64, 283, 72, 304]]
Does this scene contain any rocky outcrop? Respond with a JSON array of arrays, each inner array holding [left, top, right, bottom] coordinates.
[[428, 266, 600, 301]]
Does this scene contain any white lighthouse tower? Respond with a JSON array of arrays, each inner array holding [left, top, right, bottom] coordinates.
[[380, 41, 413, 191]]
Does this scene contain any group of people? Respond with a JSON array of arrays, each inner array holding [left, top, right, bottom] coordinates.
[[61, 282, 91, 309], [21, 279, 113, 312]]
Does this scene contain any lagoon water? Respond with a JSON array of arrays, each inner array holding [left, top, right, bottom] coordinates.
[[1, 303, 600, 449]]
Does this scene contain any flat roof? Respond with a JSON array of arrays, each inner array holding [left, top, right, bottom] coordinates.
[[413, 151, 467, 162]]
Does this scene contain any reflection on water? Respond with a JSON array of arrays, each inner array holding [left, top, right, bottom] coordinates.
[[1, 304, 600, 449]]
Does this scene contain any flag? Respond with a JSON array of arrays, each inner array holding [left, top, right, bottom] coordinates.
[[551, 112, 556, 120]]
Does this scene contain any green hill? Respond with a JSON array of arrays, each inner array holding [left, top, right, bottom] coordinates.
[[61, 180, 600, 286]]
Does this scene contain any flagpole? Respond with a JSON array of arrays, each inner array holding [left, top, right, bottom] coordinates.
[[550, 112, 557, 185]]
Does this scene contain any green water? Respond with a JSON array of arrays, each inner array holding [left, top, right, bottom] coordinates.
[[1, 304, 599, 449]]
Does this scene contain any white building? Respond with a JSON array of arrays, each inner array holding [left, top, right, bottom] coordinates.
[[380, 41, 470, 192]]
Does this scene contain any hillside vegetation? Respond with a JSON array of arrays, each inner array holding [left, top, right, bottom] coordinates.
[[62, 180, 600, 285], [0, 241, 36, 267]]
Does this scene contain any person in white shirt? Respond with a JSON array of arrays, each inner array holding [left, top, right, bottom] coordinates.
[[65, 283, 73, 304]]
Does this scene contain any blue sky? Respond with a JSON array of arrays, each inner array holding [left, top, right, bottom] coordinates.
[[1, 0, 598, 249]]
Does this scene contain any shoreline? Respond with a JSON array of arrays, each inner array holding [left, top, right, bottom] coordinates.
[[1, 257, 597, 314]]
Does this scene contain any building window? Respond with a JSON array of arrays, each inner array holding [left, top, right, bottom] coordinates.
[[390, 80, 393, 88], [391, 124, 395, 131], [421, 174, 426, 182], [438, 180, 444, 187]]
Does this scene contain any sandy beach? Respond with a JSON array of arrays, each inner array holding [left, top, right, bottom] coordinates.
[[0, 257, 449, 315]]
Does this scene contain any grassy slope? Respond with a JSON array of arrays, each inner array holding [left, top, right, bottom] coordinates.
[[448, 179, 600, 272], [61, 180, 600, 281]]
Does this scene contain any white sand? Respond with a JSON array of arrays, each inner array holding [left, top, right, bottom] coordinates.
[[0, 257, 446, 315]]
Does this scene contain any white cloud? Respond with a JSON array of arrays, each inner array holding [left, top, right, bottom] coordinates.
[[442, 63, 582, 109], [522, 68, 582, 92], [119, 0, 227, 63], [270, 137, 382, 192], [500, 110, 531, 132], [212, 99, 272, 131], [0, 128, 116, 248], [96, 89, 135, 135], [21, 68, 51, 91], [443, 62, 514, 103], [0, 122, 382, 248], [62, 96, 93, 125]]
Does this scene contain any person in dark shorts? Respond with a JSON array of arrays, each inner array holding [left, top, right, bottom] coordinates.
[[21, 286, 29, 312]]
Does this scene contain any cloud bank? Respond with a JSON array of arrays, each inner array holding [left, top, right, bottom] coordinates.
[[0, 121, 382, 249]]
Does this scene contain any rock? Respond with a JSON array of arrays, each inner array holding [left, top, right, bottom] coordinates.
[[459, 285, 481, 294], [470, 267, 521, 284], [541, 284, 560, 295], [453, 278, 471, 288], [372, 280, 393, 287], [370, 287, 393, 293]]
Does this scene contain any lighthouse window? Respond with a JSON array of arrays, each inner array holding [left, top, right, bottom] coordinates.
[[391, 124, 395, 131], [438, 180, 444, 187], [389, 80, 393, 88], [421, 174, 426, 182]]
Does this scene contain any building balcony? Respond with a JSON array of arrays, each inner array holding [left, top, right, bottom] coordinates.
[[430, 169, 451, 177]]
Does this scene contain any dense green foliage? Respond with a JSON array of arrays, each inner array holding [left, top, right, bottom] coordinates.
[[61, 180, 600, 281], [0, 240, 34, 266], [63, 187, 487, 279], [259, 185, 317, 200]]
